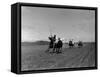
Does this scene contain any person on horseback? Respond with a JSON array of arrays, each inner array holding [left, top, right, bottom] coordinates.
[[78, 41, 83, 47], [47, 35, 56, 52], [56, 38, 63, 53], [69, 39, 74, 48], [48, 35, 53, 48]]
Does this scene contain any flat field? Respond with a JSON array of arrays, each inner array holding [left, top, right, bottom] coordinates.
[[21, 42, 95, 71]]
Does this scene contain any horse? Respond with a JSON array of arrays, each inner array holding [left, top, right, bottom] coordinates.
[[53, 38, 63, 53], [46, 35, 56, 53], [68, 40, 74, 48], [78, 41, 83, 48], [47, 37, 63, 54]]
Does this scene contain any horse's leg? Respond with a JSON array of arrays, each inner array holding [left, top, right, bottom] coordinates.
[[58, 48, 60, 53], [59, 48, 61, 53], [60, 47, 62, 53], [53, 46, 55, 53], [58, 48, 59, 53], [56, 48, 58, 53], [55, 48, 57, 53], [57, 48, 59, 53]]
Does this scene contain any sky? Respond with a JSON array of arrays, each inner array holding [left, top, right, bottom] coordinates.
[[21, 6, 95, 42]]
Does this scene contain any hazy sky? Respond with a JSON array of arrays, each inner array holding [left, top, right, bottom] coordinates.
[[21, 6, 95, 42]]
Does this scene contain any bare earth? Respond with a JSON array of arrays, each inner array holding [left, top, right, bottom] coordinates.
[[21, 43, 95, 71]]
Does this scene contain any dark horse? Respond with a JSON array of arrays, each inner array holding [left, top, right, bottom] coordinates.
[[57, 38, 63, 53], [68, 40, 74, 48], [78, 41, 83, 48], [47, 35, 63, 53], [53, 38, 63, 53]]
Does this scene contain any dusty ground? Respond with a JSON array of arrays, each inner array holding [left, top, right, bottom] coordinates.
[[21, 42, 95, 71]]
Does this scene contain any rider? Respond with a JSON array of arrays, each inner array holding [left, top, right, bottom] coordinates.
[[69, 39, 74, 48], [78, 40, 83, 47], [48, 35, 56, 52], [57, 38, 63, 53]]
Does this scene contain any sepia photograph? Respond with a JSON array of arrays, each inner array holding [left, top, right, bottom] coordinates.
[[21, 5, 96, 71]]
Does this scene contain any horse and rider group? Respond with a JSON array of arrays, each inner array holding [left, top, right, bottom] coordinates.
[[47, 35, 63, 54], [47, 34, 83, 54]]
